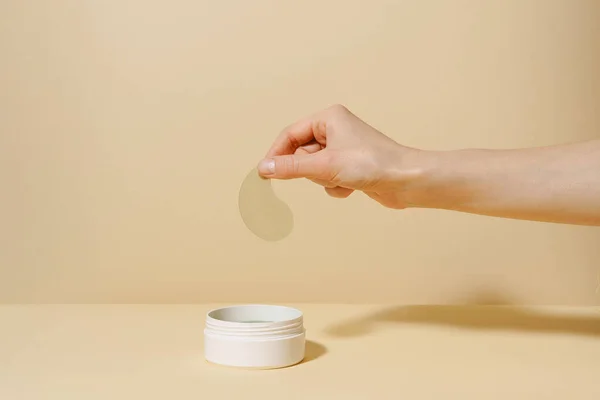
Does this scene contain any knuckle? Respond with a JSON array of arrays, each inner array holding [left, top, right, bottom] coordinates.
[[284, 130, 300, 150], [325, 104, 351, 125], [329, 103, 348, 114], [311, 119, 327, 138], [282, 156, 297, 176]]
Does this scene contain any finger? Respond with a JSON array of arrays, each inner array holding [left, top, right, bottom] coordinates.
[[325, 186, 354, 198], [364, 191, 399, 208], [365, 191, 381, 201], [294, 140, 322, 155], [310, 178, 337, 188], [258, 152, 327, 180], [265, 116, 327, 158]]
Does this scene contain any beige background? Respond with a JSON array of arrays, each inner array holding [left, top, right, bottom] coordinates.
[[1, 0, 599, 304]]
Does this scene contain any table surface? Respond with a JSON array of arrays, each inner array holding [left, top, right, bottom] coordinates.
[[1, 304, 599, 399]]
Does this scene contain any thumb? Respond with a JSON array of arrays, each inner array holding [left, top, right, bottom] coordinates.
[[257, 153, 326, 179]]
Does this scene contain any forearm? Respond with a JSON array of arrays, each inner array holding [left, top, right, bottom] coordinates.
[[407, 140, 600, 226]]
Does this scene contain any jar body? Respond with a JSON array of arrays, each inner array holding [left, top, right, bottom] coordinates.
[[204, 304, 306, 369]]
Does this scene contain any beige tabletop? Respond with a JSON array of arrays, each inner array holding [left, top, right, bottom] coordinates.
[[1, 304, 599, 399]]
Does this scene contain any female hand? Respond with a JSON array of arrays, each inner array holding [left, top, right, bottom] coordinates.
[[257, 104, 427, 209]]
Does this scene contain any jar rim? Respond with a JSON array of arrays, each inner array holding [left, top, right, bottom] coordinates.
[[206, 304, 303, 328]]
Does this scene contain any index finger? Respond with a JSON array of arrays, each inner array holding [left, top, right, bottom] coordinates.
[[265, 106, 332, 158], [264, 118, 316, 158]]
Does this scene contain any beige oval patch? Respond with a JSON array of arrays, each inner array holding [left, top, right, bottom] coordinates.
[[238, 168, 293, 241]]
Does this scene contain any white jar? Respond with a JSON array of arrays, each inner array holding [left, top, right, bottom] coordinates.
[[204, 304, 306, 369]]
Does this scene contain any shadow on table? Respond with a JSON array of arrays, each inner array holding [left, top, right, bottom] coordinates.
[[298, 340, 328, 364], [325, 292, 600, 339]]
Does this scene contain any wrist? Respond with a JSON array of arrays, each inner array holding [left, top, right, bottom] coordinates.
[[395, 147, 471, 210]]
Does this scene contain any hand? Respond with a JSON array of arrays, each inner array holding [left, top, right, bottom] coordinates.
[[258, 105, 600, 225], [257, 104, 427, 209]]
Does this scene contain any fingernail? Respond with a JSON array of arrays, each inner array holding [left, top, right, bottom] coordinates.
[[258, 159, 275, 175]]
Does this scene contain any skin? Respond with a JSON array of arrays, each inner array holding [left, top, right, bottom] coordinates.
[[257, 104, 600, 227]]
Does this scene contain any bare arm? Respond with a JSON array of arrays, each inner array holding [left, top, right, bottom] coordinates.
[[259, 105, 600, 226], [409, 140, 600, 226]]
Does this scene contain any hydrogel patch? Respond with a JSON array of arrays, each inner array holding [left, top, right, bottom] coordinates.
[[238, 168, 293, 241]]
